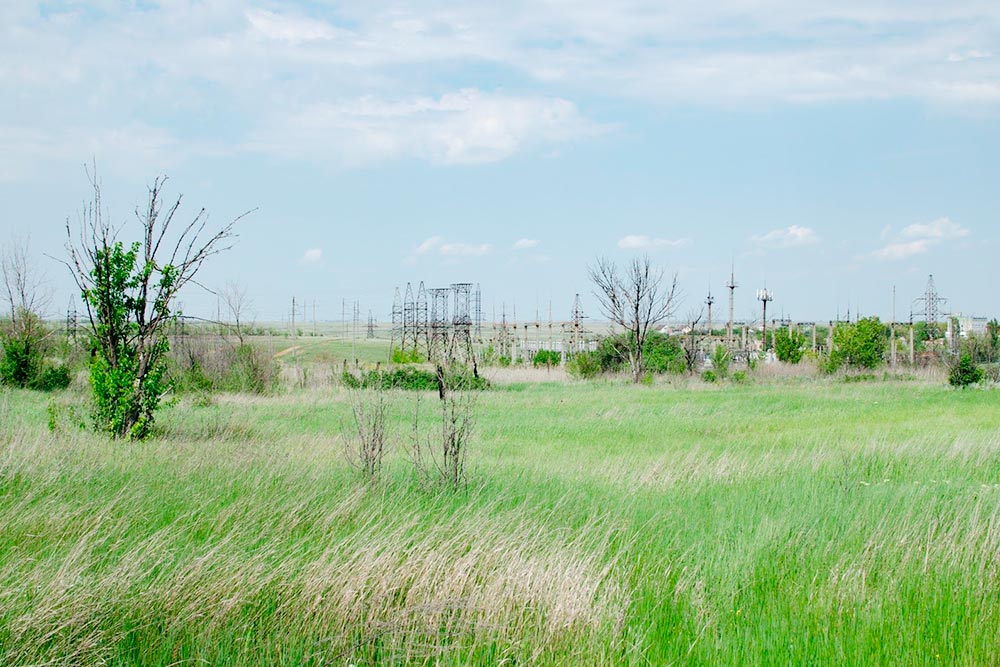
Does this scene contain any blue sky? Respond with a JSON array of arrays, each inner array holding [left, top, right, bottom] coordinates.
[[1, 1, 998, 324]]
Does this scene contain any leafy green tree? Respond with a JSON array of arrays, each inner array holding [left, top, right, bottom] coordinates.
[[828, 317, 887, 371], [63, 173, 247, 439], [773, 327, 806, 364], [949, 354, 984, 388]]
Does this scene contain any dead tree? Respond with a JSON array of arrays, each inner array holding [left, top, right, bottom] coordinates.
[[62, 169, 251, 438], [588, 255, 679, 383], [682, 309, 704, 375], [220, 281, 254, 345], [2, 235, 50, 322]]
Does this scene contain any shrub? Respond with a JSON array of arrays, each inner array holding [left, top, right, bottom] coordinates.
[[342, 365, 489, 392], [949, 354, 984, 388], [532, 349, 561, 367], [0, 309, 69, 391], [344, 388, 388, 480], [340, 369, 362, 389], [391, 348, 426, 364], [731, 370, 748, 384], [566, 351, 601, 379], [774, 328, 806, 364], [222, 343, 277, 394], [596, 331, 684, 375], [710, 345, 730, 378], [30, 365, 72, 392], [701, 370, 717, 383], [828, 317, 887, 372], [170, 340, 278, 395], [0, 326, 43, 388]]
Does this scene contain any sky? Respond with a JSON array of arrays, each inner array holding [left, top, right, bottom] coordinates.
[[1, 0, 998, 325]]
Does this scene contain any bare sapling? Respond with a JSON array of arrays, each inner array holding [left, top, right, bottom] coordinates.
[[410, 371, 477, 490], [345, 387, 389, 480]]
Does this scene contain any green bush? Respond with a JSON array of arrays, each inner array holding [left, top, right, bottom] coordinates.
[[221, 343, 277, 394], [774, 328, 806, 364], [340, 370, 362, 389], [566, 351, 601, 379], [391, 348, 426, 364], [90, 339, 168, 440], [949, 354, 984, 388], [596, 331, 684, 375], [343, 365, 489, 392], [701, 370, 717, 383], [169, 342, 277, 395], [532, 349, 561, 367], [0, 309, 64, 390], [30, 365, 72, 392], [710, 345, 730, 378], [827, 317, 887, 372], [731, 370, 748, 384], [0, 330, 43, 388]]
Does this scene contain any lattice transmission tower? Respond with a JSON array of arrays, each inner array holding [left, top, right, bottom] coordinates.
[[911, 274, 947, 339]]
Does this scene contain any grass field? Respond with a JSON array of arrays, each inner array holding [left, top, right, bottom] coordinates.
[[2, 375, 999, 665]]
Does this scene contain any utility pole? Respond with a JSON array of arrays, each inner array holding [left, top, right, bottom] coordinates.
[[291, 296, 296, 339], [891, 285, 897, 368], [705, 287, 715, 336], [726, 263, 738, 347]]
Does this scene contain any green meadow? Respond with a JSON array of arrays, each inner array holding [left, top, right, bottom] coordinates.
[[2, 376, 998, 665]]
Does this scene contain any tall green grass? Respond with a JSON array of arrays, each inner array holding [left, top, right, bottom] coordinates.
[[2, 380, 999, 664]]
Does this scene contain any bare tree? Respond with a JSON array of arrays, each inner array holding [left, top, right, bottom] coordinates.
[[61, 169, 251, 438], [588, 255, 679, 383], [1, 235, 50, 323], [682, 309, 704, 375], [220, 281, 254, 345]]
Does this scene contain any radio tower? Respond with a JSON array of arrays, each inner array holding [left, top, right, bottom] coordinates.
[[757, 287, 774, 351], [726, 263, 738, 346]]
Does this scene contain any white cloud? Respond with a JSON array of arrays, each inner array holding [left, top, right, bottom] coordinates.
[[617, 235, 689, 250], [414, 236, 443, 255], [246, 89, 603, 165], [246, 9, 340, 44], [300, 247, 322, 264], [871, 239, 931, 261], [411, 236, 491, 259], [440, 242, 492, 257], [2, 1, 1000, 180], [750, 225, 819, 248], [872, 217, 969, 260], [898, 217, 970, 241], [513, 238, 540, 249], [948, 50, 993, 63]]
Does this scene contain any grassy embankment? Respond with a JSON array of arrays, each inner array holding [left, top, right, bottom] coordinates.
[[2, 377, 999, 665]]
